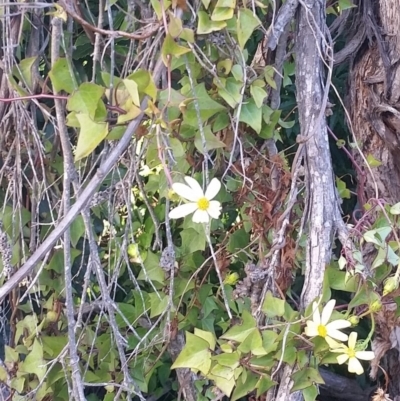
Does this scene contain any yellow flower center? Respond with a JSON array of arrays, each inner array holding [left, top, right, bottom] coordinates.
[[197, 197, 210, 211], [347, 349, 356, 358], [317, 325, 327, 337]]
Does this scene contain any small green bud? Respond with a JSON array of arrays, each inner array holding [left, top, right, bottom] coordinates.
[[167, 189, 180, 202], [348, 315, 360, 326], [369, 299, 382, 313], [223, 272, 239, 285], [383, 276, 399, 296], [46, 311, 58, 322]]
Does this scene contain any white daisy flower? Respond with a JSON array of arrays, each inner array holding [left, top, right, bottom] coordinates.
[[304, 299, 351, 346], [169, 176, 222, 223], [331, 331, 375, 375]]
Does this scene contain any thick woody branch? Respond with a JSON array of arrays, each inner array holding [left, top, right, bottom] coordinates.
[[273, 0, 341, 399], [265, 0, 299, 50]]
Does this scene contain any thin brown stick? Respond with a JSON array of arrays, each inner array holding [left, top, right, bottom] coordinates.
[[59, 0, 160, 41]]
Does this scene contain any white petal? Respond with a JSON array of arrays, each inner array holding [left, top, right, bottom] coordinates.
[[326, 320, 351, 330], [207, 201, 222, 219], [172, 183, 200, 202], [348, 332, 358, 349], [348, 357, 364, 375], [355, 351, 375, 361], [336, 354, 349, 365], [311, 302, 321, 325], [184, 176, 204, 198], [327, 329, 349, 342], [321, 299, 335, 325], [304, 321, 318, 337], [169, 203, 198, 219], [192, 209, 210, 223], [325, 337, 342, 349], [205, 178, 221, 200]]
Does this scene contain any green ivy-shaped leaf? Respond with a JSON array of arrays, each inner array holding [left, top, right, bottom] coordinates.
[[275, 345, 297, 365], [212, 351, 240, 369], [12, 57, 37, 90], [211, 0, 235, 21], [239, 99, 262, 133], [198, 11, 227, 34], [180, 228, 207, 255], [326, 265, 358, 292], [171, 332, 212, 375], [348, 288, 380, 309], [220, 310, 256, 343], [237, 9, 260, 50], [182, 83, 225, 126], [210, 363, 235, 380], [264, 65, 277, 90], [49, 58, 76, 94], [150, 0, 170, 20], [250, 85, 267, 108], [366, 154, 382, 167], [0, 205, 31, 238], [75, 114, 108, 161], [336, 177, 351, 199], [123, 78, 140, 106], [126, 69, 157, 100], [11, 377, 25, 393], [47, 249, 81, 274], [217, 77, 243, 108], [5, 346, 19, 363], [138, 251, 165, 284], [150, 293, 169, 318], [42, 336, 68, 358], [303, 384, 319, 401], [67, 83, 105, 119], [259, 106, 281, 139], [262, 291, 285, 317], [115, 303, 137, 328], [291, 367, 324, 392], [194, 125, 226, 154], [168, 13, 183, 38], [194, 328, 216, 350], [208, 371, 236, 396], [231, 369, 259, 401], [390, 202, 400, 215], [70, 215, 85, 247], [161, 34, 191, 65], [338, 0, 356, 11], [238, 328, 263, 354], [20, 339, 47, 381], [227, 228, 249, 254], [256, 375, 276, 398]]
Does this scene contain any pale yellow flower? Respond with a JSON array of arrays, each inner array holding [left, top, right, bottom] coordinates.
[[169, 177, 222, 223], [331, 331, 375, 375], [304, 299, 351, 346]]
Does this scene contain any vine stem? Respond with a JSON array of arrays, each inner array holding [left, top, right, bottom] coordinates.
[[205, 227, 233, 320]]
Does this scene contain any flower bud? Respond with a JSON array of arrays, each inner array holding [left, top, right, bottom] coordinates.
[[369, 299, 382, 313], [167, 189, 179, 202], [223, 272, 239, 285], [46, 311, 58, 323], [383, 276, 399, 296], [348, 315, 360, 326]]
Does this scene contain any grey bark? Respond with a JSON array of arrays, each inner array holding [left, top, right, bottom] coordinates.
[[273, 0, 341, 399]]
